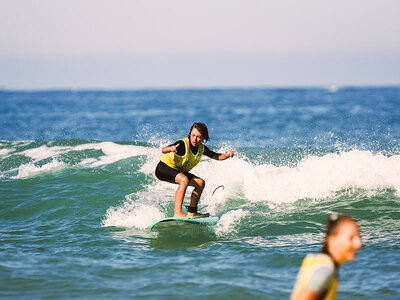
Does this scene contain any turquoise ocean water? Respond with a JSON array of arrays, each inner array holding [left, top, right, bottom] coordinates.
[[1, 87, 399, 299]]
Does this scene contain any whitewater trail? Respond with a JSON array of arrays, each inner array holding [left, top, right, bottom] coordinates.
[[1, 141, 398, 231]]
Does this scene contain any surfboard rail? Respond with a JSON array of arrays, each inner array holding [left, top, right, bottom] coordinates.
[[150, 216, 219, 231]]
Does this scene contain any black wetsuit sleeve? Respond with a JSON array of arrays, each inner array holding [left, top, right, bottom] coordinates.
[[203, 146, 217, 158], [168, 140, 185, 156]]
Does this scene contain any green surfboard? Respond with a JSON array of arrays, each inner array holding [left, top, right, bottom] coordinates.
[[150, 216, 219, 231]]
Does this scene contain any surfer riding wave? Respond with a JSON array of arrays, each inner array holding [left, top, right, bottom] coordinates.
[[155, 122, 234, 219]]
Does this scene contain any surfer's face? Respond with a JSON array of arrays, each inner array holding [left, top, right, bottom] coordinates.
[[329, 221, 362, 265], [190, 128, 203, 146]]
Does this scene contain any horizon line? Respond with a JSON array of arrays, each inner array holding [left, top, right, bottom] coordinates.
[[1, 83, 400, 93]]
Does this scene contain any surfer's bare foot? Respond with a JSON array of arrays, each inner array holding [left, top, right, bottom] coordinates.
[[187, 212, 210, 219], [174, 212, 189, 219]]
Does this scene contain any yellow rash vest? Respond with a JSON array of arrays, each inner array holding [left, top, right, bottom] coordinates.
[[160, 137, 204, 172], [291, 253, 338, 300]]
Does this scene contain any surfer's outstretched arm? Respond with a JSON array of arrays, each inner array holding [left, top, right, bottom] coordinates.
[[212, 150, 235, 160]]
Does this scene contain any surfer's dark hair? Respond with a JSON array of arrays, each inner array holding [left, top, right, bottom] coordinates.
[[189, 122, 209, 142], [322, 213, 357, 254]]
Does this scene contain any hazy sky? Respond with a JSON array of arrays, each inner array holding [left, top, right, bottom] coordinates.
[[1, 0, 399, 89]]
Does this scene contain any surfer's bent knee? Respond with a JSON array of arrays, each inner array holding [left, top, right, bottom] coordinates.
[[176, 173, 189, 186]]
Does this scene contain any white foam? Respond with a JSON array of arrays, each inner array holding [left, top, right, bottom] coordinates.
[[103, 149, 400, 229], [0, 148, 12, 156], [76, 142, 152, 167], [22, 145, 70, 161], [80, 158, 98, 166], [102, 190, 165, 229], [1, 141, 158, 180], [241, 150, 400, 203], [17, 142, 153, 169], [162, 149, 400, 205], [13, 160, 67, 179], [4, 141, 397, 223], [215, 209, 249, 236], [184, 156, 246, 212], [102, 203, 164, 229], [6, 141, 393, 228]]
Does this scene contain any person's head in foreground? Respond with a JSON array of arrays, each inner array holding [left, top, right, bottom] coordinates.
[[291, 214, 362, 300]]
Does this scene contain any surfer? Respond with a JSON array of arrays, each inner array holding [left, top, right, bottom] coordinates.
[[155, 122, 234, 219], [291, 214, 362, 300]]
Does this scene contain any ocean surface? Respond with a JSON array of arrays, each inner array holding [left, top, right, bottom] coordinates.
[[1, 87, 399, 299]]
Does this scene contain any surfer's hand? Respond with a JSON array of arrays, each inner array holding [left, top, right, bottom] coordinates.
[[225, 150, 234, 158], [170, 144, 179, 153]]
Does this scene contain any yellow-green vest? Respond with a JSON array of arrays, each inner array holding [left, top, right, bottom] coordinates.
[[160, 137, 204, 172], [291, 253, 338, 300]]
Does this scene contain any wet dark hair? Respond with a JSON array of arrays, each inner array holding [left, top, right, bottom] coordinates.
[[188, 122, 209, 142], [321, 213, 357, 254]]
